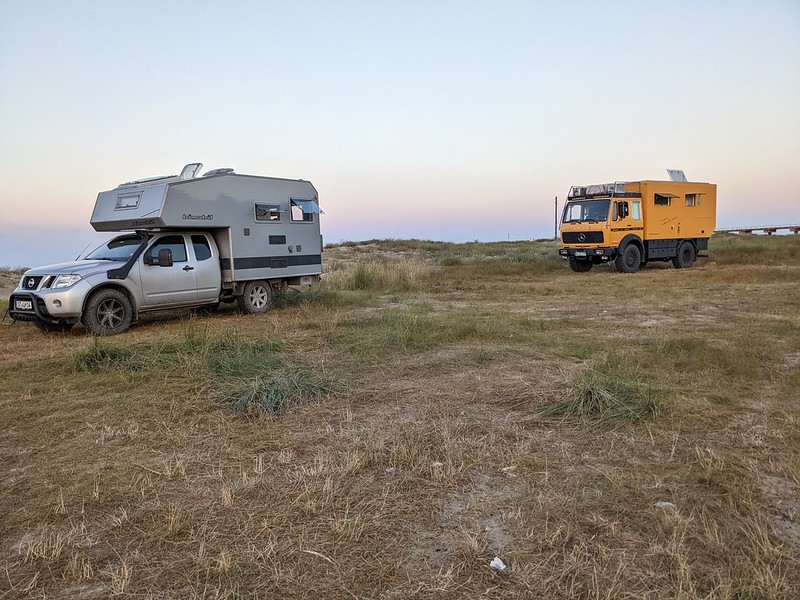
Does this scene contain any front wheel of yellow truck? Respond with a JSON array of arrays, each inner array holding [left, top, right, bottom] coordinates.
[[614, 244, 641, 274], [569, 257, 593, 272]]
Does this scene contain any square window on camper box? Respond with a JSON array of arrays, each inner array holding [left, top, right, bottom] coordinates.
[[685, 194, 696, 206], [255, 203, 281, 222], [115, 193, 141, 210], [654, 194, 672, 206], [291, 199, 320, 222]]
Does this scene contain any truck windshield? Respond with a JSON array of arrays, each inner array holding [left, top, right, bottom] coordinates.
[[562, 200, 610, 223], [84, 236, 145, 262]]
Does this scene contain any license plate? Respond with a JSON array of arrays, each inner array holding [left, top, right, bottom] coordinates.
[[574, 251, 587, 257], [15, 299, 33, 310]]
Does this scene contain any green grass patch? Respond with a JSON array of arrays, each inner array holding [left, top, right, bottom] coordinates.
[[218, 372, 336, 416], [540, 356, 661, 423]]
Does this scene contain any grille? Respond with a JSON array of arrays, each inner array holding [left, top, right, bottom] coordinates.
[[22, 275, 44, 291], [562, 231, 604, 244]]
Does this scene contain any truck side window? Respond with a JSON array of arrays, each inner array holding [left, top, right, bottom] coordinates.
[[631, 201, 641, 220], [616, 201, 629, 220], [685, 194, 696, 206], [191, 235, 212, 261], [148, 235, 187, 264]]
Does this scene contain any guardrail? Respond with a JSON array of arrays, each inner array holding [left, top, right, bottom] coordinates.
[[715, 225, 800, 235]]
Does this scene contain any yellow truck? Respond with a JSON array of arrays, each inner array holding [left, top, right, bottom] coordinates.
[[558, 174, 716, 273]]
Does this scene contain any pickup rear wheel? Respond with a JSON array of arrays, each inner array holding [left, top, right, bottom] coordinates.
[[615, 244, 641, 273], [237, 281, 272, 314], [569, 257, 593, 272], [82, 289, 133, 335], [672, 241, 696, 269]]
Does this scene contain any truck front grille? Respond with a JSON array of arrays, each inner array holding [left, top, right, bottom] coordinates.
[[21, 275, 44, 291], [562, 231, 604, 244]]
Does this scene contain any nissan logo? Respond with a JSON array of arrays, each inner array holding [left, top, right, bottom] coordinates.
[[577, 233, 586, 242], [26, 278, 36, 288]]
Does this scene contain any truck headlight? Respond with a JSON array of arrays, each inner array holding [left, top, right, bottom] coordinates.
[[52, 274, 82, 289]]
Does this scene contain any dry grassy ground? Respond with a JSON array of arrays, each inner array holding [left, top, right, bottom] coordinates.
[[1, 235, 799, 599]]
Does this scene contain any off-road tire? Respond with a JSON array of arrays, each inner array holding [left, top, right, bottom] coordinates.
[[614, 244, 641, 274], [82, 288, 133, 335], [568, 257, 593, 272], [237, 281, 273, 314], [672, 241, 696, 269]]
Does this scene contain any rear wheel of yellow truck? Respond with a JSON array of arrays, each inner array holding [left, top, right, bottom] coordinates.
[[615, 244, 641, 273], [672, 241, 696, 269]]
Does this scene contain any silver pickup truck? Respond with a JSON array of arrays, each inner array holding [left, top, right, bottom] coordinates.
[[9, 231, 234, 334], [7, 163, 323, 335]]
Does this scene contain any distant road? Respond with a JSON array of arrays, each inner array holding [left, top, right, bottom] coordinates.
[[715, 225, 800, 235]]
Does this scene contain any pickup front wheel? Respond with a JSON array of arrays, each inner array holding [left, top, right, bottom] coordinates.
[[82, 288, 133, 335], [237, 280, 273, 314]]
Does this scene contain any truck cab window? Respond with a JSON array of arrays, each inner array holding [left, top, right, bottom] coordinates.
[[148, 235, 187, 264], [615, 201, 629, 220], [631, 201, 641, 220], [191, 235, 212, 261]]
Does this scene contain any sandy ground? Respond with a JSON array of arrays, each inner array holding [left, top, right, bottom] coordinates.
[[0, 270, 22, 300]]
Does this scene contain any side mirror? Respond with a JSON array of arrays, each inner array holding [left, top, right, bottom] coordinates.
[[157, 248, 173, 267]]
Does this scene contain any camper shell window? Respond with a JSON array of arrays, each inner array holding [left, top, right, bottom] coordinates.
[[115, 194, 141, 210], [255, 203, 281, 222], [291, 199, 321, 222], [685, 194, 696, 206]]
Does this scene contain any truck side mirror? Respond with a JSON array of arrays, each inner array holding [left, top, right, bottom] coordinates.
[[618, 202, 629, 219], [157, 248, 173, 267]]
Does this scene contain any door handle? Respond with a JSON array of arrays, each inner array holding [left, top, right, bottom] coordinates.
[[183, 265, 195, 271]]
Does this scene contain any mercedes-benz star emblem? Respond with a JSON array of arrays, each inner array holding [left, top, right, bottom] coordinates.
[[578, 233, 586, 242]]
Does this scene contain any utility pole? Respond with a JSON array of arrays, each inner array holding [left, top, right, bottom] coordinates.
[[554, 196, 558, 240]]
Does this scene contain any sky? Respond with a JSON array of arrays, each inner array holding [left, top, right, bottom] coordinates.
[[1, 0, 798, 267]]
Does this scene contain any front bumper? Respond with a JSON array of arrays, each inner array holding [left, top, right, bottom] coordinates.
[[559, 247, 617, 261], [7, 284, 88, 326]]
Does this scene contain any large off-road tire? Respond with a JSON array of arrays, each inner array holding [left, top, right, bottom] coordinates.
[[672, 241, 696, 269], [614, 244, 641, 274], [568, 257, 593, 272], [82, 288, 133, 335], [35, 321, 73, 334], [237, 281, 273, 314]]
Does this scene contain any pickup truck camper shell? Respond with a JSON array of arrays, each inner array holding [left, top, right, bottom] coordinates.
[[90, 163, 323, 284]]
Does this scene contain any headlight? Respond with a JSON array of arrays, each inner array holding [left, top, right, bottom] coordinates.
[[52, 274, 82, 289]]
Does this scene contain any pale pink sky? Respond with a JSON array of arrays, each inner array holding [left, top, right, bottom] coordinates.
[[1, 1, 798, 267]]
